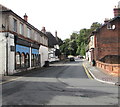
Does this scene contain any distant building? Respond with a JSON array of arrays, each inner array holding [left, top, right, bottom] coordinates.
[[0, 4, 48, 75], [43, 28, 62, 62]]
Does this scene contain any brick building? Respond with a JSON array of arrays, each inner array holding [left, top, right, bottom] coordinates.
[[87, 2, 120, 76], [94, 16, 120, 64]]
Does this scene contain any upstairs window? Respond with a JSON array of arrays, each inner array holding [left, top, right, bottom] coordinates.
[[27, 28, 31, 38], [20, 23, 24, 35], [35, 32, 38, 41], [13, 18, 17, 32]]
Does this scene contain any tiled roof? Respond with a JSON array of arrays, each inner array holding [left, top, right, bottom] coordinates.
[[46, 32, 58, 48]]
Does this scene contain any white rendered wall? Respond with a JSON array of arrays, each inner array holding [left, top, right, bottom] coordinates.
[[48, 48, 59, 62], [0, 33, 6, 75], [39, 45, 48, 67], [7, 33, 15, 75], [0, 32, 15, 75]]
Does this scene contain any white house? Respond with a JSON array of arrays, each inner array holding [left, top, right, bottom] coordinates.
[[41, 27, 62, 62], [86, 34, 95, 63]]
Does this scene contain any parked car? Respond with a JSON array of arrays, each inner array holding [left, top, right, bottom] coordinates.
[[79, 56, 84, 59], [69, 57, 75, 61]]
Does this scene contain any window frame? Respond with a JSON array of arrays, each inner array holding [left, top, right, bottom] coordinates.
[[27, 27, 31, 38], [13, 18, 17, 32], [20, 23, 24, 35]]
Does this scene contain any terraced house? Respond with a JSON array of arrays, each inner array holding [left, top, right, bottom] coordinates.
[[0, 4, 48, 75]]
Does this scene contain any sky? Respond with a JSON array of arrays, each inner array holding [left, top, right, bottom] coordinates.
[[1, 0, 120, 40]]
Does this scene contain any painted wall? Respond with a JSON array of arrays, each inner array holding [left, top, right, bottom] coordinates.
[[0, 32, 15, 75], [48, 48, 59, 62], [39, 45, 48, 67], [7, 33, 15, 75], [0, 33, 6, 75]]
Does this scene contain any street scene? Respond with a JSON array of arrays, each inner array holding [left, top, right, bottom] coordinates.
[[2, 59, 118, 105], [0, 0, 120, 106]]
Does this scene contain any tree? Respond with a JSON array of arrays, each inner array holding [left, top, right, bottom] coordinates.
[[60, 22, 101, 57]]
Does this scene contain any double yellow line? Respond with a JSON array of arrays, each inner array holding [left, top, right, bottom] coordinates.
[[82, 63, 93, 79]]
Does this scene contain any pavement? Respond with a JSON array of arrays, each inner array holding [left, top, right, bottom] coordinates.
[[83, 60, 119, 86]]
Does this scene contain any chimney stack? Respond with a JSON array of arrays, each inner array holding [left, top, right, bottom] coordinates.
[[41, 27, 46, 33], [55, 31, 59, 42], [104, 18, 110, 24], [24, 13, 28, 21], [113, 2, 120, 17], [55, 30, 57, 37]]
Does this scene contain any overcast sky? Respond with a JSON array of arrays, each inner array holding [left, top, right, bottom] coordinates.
[[1, 0, 119, 40]]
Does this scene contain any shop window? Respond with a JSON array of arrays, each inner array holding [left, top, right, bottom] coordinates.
[[34, 54, 37, 66], [31, 54, 34, 67], [21, 53, 25, 67], [16, 52, 21, 69], [38, 54, 41, 65], [26, 53, 29, 68], [36, 54, 39, 66]]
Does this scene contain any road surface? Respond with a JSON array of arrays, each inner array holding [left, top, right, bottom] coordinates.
[[2, 60, 118, 105]]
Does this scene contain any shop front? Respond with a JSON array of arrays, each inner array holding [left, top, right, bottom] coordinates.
[[15, 37, 41, 71], [31, 48, 40, 67], [16, 44, 30, 69]]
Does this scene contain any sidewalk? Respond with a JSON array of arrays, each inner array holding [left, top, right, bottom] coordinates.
[[83, 60, 119, 86]]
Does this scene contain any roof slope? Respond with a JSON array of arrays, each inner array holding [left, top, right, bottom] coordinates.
[[0, 4, 10, 11], [46, 32, 58, 48]]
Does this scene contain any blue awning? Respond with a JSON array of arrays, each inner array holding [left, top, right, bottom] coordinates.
[[16, 45, 30, 54], [32, 48, 39, 54]]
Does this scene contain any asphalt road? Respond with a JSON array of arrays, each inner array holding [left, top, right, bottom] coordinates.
[[2, 60, 118, 105]]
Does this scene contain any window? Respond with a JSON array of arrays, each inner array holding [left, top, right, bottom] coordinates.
[[27, 28, 31, 38], [31, 54, 34, 67], [40, 35, 42, 43], [16, 52, 21, 68], [35, 32, 37, 41], [21, 53, 25, 67], [34, 54, 37, 66], [107, 23, 112, 29], [13, 18, 17, 32], [20, 23, 24, 35], [25, 53, 29, 67]]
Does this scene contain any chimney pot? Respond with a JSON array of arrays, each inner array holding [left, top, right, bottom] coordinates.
[[24, 13, 28, 21], [113, 2, 120, 17], [41, 27, 46, 33]]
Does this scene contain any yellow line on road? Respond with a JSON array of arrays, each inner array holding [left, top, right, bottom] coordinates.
[[82, 64, 93, 79], [0, 77, 23, 85]]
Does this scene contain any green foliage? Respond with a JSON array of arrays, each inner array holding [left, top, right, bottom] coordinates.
[[60, 22, 101, 56]]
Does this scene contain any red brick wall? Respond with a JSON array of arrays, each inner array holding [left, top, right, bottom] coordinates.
[[94, 17, 120, 62], [96, 61, 120, 77]]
